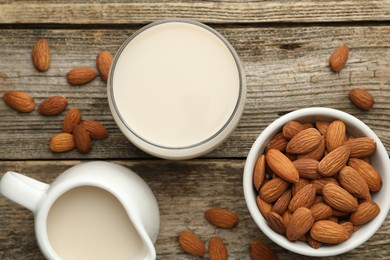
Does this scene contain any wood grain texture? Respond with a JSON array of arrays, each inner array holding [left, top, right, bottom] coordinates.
[[0, 1, 389, 24], [0, 26, 389, 159], [1, 160, 389, 259]]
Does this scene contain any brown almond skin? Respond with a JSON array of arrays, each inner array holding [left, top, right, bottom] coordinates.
[[306, 233, 321, 249], [311, 177, 339, 194], [266, 132, 288, 152], [348, 88, 374, 110], [96, 51, 113, 82], [297, 136, 325, 161], [62, 108, 82, 133], [339, 166, 370, 199], [272, 189, 292, 215], [259, 177, 289, 203], [293, 159, 321, 179], [209, 236, 228, 260], [3, 91, 35, 113], [292, 178, 310, 196], [38, 96, 68, 116], [340, 221, 354, 237], [318, 145, 350, 177], [282, 121, 304, 140], [282, 210, 292, 227], [204, 208, 239, 229], [178, 230, 206, 257], [315, 121, 330, 136], [310, 202, 333, 221], [256, 196, 272, 217], [350, 201, 380, 226], [286, 207, 314, 241], [253, 154, 266, 191], [73, 124, 91, 154], [326, 120, 347, 152], [286, 128, 322, 154], [329, 45, 349, 72], [346, 137, 376, 158], [79, 120, 108, 140], [249, 240, 279, 260], [310, 220, 349, 244], [265, 149, 299, 183], [49, 133, 75, 153], [266, 211, 286, 235], [67, 67, 97, 85], [288, 184, 316, 212], [348, 158, 382, 192], [322, 183, 358, 212], [32, 38, 50, 72]]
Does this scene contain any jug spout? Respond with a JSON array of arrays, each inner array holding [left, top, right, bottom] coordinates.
[[0, 171, 49, 213]]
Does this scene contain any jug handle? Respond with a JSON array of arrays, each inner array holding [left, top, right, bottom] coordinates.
[[0, 172, 49, 213]]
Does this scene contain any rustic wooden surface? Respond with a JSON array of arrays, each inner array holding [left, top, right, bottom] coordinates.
[[0, 0, 389, 259]]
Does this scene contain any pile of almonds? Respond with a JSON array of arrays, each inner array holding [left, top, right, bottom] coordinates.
[[2, 38, 112, 154], [254, 119, 382, 248]]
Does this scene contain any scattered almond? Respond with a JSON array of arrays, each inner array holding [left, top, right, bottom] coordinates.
[[96, 51, 113, 82], [79, 120, 108, 140], [209, 236, 228, 260], [178, 230, 206, 257], [38, 96, 68, 116], [49, 133, 75, 153], [249, 240, 279, 260], [67, 67, 97, 85], [73, 124, 91, 154], [204, 208, 239, 229], [329, 45, 349, 72], [348, 88, 374, 110], [62, 108, 82, 133], [3, 90, 35, 113], [32, 38, 50, 72]]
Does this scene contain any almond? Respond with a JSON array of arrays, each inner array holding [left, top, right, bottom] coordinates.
[[326, 120, 346, 152], [209, 236, 228, 260], [306, 233, 321, 249], [96, 51, 113, 82], [259, 177, 289, 203], [286, 128, 322, 154], [332, 209, 349, 217], [49, 133, 75, 152], [204, 208, 239, 229], [288, 184, 316, 212], [310, 220, 349, 244], [38, 96, 68, 116], [79, 120, 108, 140], [73, 124, 91, 154], [3, 91, 35, 113], [318, 145, 350, 177], [340, 221, 354, 237], [286, 207, 314, 241], [272, 189, 292, 215], [315, 121, 330, 136], [350, 201, 380, 226], [256, 195, 272, 217], [346, 137, 376, 158], [67, 67, 97, 85], [339, 166, 370, 199], [310, 202, 333, 221], [329, 45, 349, 72], [178, 230, 206, 257], [282, 121, 304, 140], [293, 159, 321, 179], [348, 158, 382, 192], [253, 154, 266, 191], [265, 132, 288, 152], [32, 38, 50, 72], [265, 149, 299, 183], [282, 210, 292, 227], [266, 211, 286, 235], [297, 135, 325, 161], [311, 177, 339, 194], [322, 183, 358, 212], [62, 108, 82, 133], [348, 88, 374, 110], [249, 240, 279, 260], [292, 178, 310, 196]]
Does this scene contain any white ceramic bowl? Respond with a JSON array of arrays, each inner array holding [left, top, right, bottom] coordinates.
[[243, 107, 390, 257]]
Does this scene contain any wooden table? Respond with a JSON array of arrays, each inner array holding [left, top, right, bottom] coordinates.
[[0, 1, 389, 259]]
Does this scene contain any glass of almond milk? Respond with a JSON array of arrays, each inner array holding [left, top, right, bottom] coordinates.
[[108, 19, 246, 159]]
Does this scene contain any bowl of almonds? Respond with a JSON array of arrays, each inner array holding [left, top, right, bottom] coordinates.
[[243, 107, 390, 257]]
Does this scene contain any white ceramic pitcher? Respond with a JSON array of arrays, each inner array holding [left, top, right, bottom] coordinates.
[[0, 161, 159, 260]]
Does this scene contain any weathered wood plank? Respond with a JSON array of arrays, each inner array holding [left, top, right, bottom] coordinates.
[[0, 1, 389, 25], [0, 160, 389, 259], [0, 26, 389, 159]]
